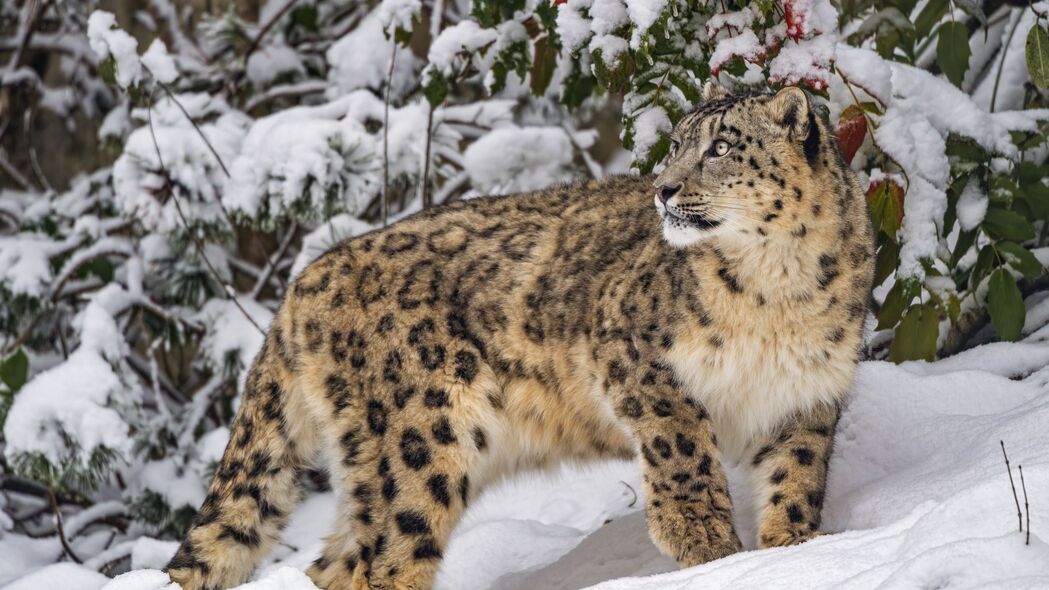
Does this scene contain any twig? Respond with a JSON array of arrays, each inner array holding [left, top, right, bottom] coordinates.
[[149, 74, 231, 178], [243, 0, 300, 66], [382, 44, 398, 226], [421, 105, 435, 209], [7, 0, 44, 71], [47, 486, 82, 564], [145, 89, 265, 336], [1019, 465, 1030, 546], [250, 222, 297, 299], [990, 8, 1024, 113], [620, 481, 638, 508], [0, 151, 33, 190], [1001, 440, 1023, 532]]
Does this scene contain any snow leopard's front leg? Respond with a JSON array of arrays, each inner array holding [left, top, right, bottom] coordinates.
[[749, 402, 840, 548], [606, 354, 742, 567]]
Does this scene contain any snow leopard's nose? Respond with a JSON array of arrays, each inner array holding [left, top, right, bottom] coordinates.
[[658, 183, 682, 204]]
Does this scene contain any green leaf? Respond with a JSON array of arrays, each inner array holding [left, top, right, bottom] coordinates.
[[889, 303, 939, 362], [950, 228, 978, 268], [982, 207, 1035, 242], [1026, 23, 1049, 89], [952, 0, 986, 27], [423, 70, 448, 107], [997, 241, 1045, 280], [970, 244, 997, 290], [530, 36, 558, 96], [877, 278, 919, 330], [937, 21, 971, 87], [873, 238, 900, 288], [1, 348, 29, 393], [913, 0, 948, 38], [987, 269, 1025, 341], [290, 4, 319, 32], [98, 55, 118, 87]]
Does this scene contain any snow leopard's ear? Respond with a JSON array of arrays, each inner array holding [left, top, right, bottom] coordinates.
[[701, 80, 729, 102], [767, 86, 811, 140]]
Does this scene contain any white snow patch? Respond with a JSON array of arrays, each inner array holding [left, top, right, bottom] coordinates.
[[141, 39, 177, 84], [87, 11, 141, 88], [956, 177, 988, 231], [463, 126, 577, 194]]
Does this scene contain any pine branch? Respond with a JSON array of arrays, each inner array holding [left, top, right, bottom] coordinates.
[[145, 89, 266, 336]]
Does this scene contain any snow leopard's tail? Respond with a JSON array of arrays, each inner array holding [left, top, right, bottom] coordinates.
[[166, 311, 317, 590]]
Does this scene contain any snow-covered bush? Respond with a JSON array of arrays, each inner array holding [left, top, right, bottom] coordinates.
[[0, 0, 1047, 582]]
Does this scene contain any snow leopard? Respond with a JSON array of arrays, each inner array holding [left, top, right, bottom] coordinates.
[[166, 83, 875, 590]]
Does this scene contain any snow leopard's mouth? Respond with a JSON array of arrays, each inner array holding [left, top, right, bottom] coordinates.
[[658, 204, 722, 230]]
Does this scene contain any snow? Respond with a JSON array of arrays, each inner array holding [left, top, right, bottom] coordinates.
[[87, 11, 142, 88], [4, 563, 110, 590], [623, 0, 667, 48], [53, 340, 1047, 590], [628, 106, 672, 166], [709, 30, 763, 73], [195, 297, 273, 384], [376, 0, 422, 33], [141, 39, 177, 85], [956, 177, 988, 231], [246, 44, 305, 88], [556, 1, 595, 54], [3, 301, 135, 469], [768, 36, 835, 88], [427, 21, 499, 76], [326, 13, 422, 99], [463, 126, 576, 194], [0, 233, 56, 297], [114, 97, 248, 233]]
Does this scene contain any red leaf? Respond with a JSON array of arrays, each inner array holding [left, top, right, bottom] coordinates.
[[836, 105, 868, 164], [784, 0, 806, 41]]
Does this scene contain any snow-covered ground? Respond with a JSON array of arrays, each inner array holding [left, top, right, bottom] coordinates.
[[3, 341, 1048, 590]]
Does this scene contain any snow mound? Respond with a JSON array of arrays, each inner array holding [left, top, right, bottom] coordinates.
[[95, 343, 1049, 590]]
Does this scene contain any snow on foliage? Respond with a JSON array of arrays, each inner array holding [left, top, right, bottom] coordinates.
[[5, 292, 138, 483], [463, 126, 576, 194]]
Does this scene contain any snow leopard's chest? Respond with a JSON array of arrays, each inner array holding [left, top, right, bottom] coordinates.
[[666, 312, 857, 461]]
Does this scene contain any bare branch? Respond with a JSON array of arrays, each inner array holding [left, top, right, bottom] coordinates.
[[47, 486, 82, 564], [1001, 440, 1023, 532], [382, 44, 398, 226], [250, 222, 297, 299], [1019, 464, 1030, 546], [244, 0, 301, 66]]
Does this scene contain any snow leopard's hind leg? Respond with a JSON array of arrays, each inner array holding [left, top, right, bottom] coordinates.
[[305, 330, 497, 590], [165, 322, 320, 590], [749, 402, 840, 548]]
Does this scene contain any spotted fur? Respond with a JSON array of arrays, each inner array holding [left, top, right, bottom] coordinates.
[[166, 84, 874, 589]]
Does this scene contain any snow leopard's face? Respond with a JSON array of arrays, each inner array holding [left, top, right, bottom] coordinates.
[[653, 84, 820, 247]]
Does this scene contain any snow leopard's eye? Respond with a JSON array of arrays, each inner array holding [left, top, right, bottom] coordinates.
[[710, 140, 731, 157]]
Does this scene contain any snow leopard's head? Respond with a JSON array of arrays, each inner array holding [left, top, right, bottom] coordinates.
[[652, 82, 830, 247]]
